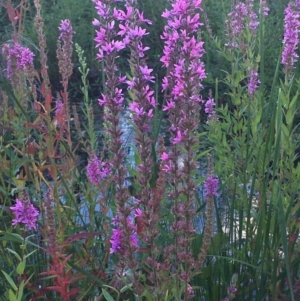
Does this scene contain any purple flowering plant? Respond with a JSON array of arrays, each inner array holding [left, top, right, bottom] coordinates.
[[2, 0, 300, 300], [10, 192, 39, 230]]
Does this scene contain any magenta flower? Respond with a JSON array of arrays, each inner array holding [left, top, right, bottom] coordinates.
[[87, 154, 111, 185], [98, 93, 107, 106], [173, 130, 182, 144], [10, 197, 39, 230], [58, 19, 73, 39], [137, 43, 150, 57], [110, 215, 139, 254], [110, 228, 122, 254], [130, 234, 139, 248], [261, 0, 270, 16], [2, 43, 34, 80], [225, 0, 259, 48], [57, 19, 74, 89], [205, 98, 216, 119], [19, 47, 34, 68], [163, 100, 175, 111], [134, 208, 143, 218], [55, 100, 64, 116], [162, 161, 173, 173], [204, 176, 219, 198], [129, 101, 145, 116], [161, 152, 169, 161], [139, 65, 155, 82], [248, 69, 260, 97], [128, 26, 147, 38], [282, 3, 300, 76], [226, 2, 247, 38]]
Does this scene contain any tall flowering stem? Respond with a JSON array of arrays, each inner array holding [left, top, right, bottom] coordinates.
[[282, 2, 300, 80], [34, 0, 52, 112], [225, 0, 259, 50], [57, 19, 74, 147], [2, 42, 37, 106], [40, 189, 79, 300], [92, 0, 139, 290], [225, 0, 268, 98], [114, 0, 164, 290], [1, 0, 32, 104], [198, 155, 218, 267], [160, 0, 205, 298]]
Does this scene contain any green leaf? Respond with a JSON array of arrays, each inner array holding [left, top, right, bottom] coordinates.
[[141, 289, 153, 301], [6, 248, 22, 262], [256, 53, 261, 63], [102, 288, 115, 301], [2, 271, 17, 291], [279, 88, 289, 108], [120, 284, 132, 293], [195, 148, 211, 160], [16, 259, 26, 275], [171, 287, 180, 300], [281, 124, 289, 142], [289, 93, 298, 109], [24, 249, 37, 259], [17, 281, 25, 301], [286, 107, 295, 128], [231, 95, 241, 106], [0, 232, 23, 244], [8, 289, 18, 301], [277, 191, 295, 301], [164, 290, 169, 301], [127, 89, 135, 101]]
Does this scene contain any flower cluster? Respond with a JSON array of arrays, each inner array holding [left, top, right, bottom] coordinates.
[[248, 68, 260, 97], [247, 0, 259, 34], [87, 154, 111, 185], [204, 176, 219, 198], [110, 216, 139, 254], [92, 1, 141, 288], [59, 19, 74, 40], [225, 0, 262, 49], [260, 0, 270, 17], [161, 0, 206, 139], [57, 19, 74, 86], [110, 206, 143, 255], [2, 42, 34, 81], [10, 191, 39, 230], [282, 2, 300, 76], [225, 2, 248, 48], [160, 0, 206, 297], [205, 97, 217, 120], [113, 0, 155, 133], [92, 0, 126, 59]]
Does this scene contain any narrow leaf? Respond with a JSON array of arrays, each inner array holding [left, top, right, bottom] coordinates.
[[2, 270, 17, 291], [102, 288, 115, 301]]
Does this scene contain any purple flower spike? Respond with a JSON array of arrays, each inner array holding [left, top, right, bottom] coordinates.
[[10, 195, 39, 230], [2, 43, 34, 80], [282, 3, 300, 76], [87, 154, 111, 185], [205, 97, 216, 119], [205, 176, 219, 198], [59, 19, 74, 39], [248, 69, 260, 97], [110, 228, 122, 254]]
